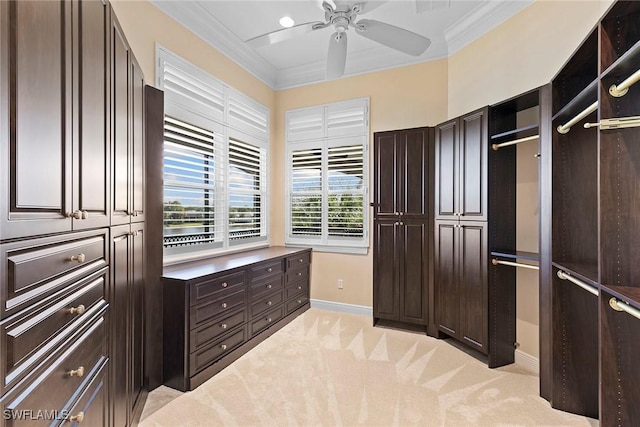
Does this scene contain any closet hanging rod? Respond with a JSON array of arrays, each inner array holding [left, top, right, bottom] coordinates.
[[609, 68, 640, 98], [609, 297, 640, 321], [556, 270, 599, 296], [491, 135, 539, 151], [557, 101, 598, 134], [491, 258, 539, 270], [584, 116, 640, 130]]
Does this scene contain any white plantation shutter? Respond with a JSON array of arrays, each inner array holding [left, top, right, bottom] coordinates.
[[286, 98, 369, 252], [227, 89, 269, 140], [163, 117, 225, 253]]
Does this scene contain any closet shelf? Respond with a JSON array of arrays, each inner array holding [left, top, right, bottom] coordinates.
[[601, 38, 640, 81], [552, 261, 598, 287], [601, 284, 640, 310], [490, 124, 539, 141], [552, 79, 598, 122], [490, 250, 539, 262]]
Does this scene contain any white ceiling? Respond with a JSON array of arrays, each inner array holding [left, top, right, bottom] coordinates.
[[151, 0, 535, 90]]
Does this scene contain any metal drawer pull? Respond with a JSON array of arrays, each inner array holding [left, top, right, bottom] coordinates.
[[68, 366, 85, 378], [267, 317, 272, 323], [267, 267, 273, 272], [297, 272, 303, 277], [67, 210, 89, 220], [267, 284, 272, 289], [69, 254, 86, 263], [297, 286, 302, 290], [69, 412, 84, 423], [299, 258, 304, 263], [220, 323, 227, 329], [221, 302, 228, 309], [267, 301, 272, 306], [221, 282, 228, 288], [220, 344, 227, 350], [68, 304, 86, 315], [297, 300, 302, 304], [127, 230, 139, 237]]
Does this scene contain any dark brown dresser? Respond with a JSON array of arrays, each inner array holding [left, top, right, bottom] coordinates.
[[162, 246, 311, 391]]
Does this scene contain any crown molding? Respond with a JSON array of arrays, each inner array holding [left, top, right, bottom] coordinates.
[[151, 0, 535, 91]]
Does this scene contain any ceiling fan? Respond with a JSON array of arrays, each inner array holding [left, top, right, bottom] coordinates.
[[245, 0, 436, 79]]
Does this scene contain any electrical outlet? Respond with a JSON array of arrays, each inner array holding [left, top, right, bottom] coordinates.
[[337, 279, 344, 289]]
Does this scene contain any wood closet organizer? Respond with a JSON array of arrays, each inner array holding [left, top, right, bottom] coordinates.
[[0, 1, 163, 426], [544, 0, 640, 422]]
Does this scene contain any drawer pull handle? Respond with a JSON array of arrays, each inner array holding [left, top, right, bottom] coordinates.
[[221, 282, 228, 288], [69, 412, 84, 423], [297, 299, 302, 304], [69, 254, 86, 263], [267, 284, 272, 289], [127, 230, 139, 237], [297, 272, 303, 277], [299, 258, 304, 263], [267, 267, 273, 273], [68, 366, 85, 378], [297, 286, 302, 290], [68, 304, 86, 315], [221, 302, 228, 309], [67, 210, 89, 220], [220, 323, 227, 329], [220, 344, 227, 350], [267, 301, 272, 306], [267, 317, 272, 323]]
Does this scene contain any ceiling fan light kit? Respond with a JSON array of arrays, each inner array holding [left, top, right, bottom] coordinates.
[[245, 0, 432, 79]]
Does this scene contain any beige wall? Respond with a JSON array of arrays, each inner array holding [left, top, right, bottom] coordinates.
[[274, 61, 449, 306]]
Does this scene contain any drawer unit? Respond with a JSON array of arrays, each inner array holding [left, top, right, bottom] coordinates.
[[0, 269, 107, 396], [190, 309, 246, 350], [0, 229, 108, 320], [189, 327, 247, 376], [191, 289, 246, 327], [60, 357, 108, 427], [190, 271, 245, 306], [163, 246, 311, 391]]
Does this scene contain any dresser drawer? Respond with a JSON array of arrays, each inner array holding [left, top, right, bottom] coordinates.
[[286, 281, 308, 299], [286, 251, 310, 269], [1, 270, 107, 395], [189, 327, 247, 376], [60, 357, 108, 427], [286, 265, 309, 284], [2, 312, 107, 426], [249, 275, 284, 301], [190, 271, 245, 306], [190, 309, 246, 351], [249, 290, 283, 319], [286, 295, 309, 315], [250, 306, 284, 336], [249, 259, 283, 283], [1, 229, 108, 319], [190, 289, 246, 328]]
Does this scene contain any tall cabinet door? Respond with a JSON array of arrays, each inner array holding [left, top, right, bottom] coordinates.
[[0, 0, 73, 239], [373, 220, 399, 319], [435, 119, 458, 220], [373, 132, 399, 218], [434, 220, 459, 337], [400, 129, 430, 219], [459, 222, 488, 353], [73, 0, 110, 230], [399, 220, 428, 323], [459, 108, 488, 221], [130, 60, 145, 223], [129, 222, 146, 420]]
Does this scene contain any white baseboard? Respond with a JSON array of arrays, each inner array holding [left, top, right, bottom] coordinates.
[[310, 299, 373, 317], [514, 349, 539, 375]]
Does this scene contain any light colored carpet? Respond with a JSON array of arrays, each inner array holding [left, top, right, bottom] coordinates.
[[140, 308, 598, 427]]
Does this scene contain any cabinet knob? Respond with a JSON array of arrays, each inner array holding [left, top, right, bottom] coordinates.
[[297, 299, 302, 304], [394, 222, 399, 226], [127, 230, 139, 237], [298, 258, 304, 263], [220, 323, 227, 329], [297, 286, 302, 290], [220, 344, 227, 350], [221, 282, 228, 288], [395, 212, 400, 216], [69, 412, 84, 423], [221, 302, 228, 309], [67, 210, 82, 219], [69, 253, 86, 263], [267, 284, 272, 289], [267, 267, 273, 273], [68, 366, 85, 378], [267, 301, 272, 306], [68, 304, 86, 315], [128, 210, 140, 217], [297, 272, 303, 277], [267, 317, 272, 323]]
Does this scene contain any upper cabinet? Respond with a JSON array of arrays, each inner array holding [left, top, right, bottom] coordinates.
[[0, 0, 111, 240], [435, 107, 488, 221]]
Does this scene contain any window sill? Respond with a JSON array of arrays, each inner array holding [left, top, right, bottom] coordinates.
[[163, 243, 270, 266], [285, 243, 369, 255]]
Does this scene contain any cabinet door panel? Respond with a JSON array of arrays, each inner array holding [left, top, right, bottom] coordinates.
[[130, 223, 145, 417], [74, 0, 110, 230], [401, 220, 428, 323], [111, 21, 130, 225], [0, 0, 72, 239], [459, 109, 488, 221], [402, 130, 429, 218], [435, 221, 459, 337], [373, 221, 398, 318], [373, 133, 398, 217], [459, 222, 488, 353], [131, 60, 145, 222], [435, 120, 458, 220]]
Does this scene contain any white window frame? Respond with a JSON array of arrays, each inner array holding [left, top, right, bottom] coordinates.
[[285, 98, 370, 254], [157, 46, 270, 263]]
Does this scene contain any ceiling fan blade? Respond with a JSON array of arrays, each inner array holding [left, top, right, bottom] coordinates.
[[355, 19, 431, 56], [327, 32, 348, 79], [416, 0, 451, 14], [245, 22, 326, 49]]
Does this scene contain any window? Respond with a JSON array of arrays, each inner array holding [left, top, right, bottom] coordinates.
[[158, 47, 269, 260], [286, 99, 369, 253]]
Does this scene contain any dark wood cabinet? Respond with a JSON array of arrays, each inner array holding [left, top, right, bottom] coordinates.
[[435, 108, 488, 221], [162, 247, 311, 392], [434, 220, 488, 353], [372, 128, 433, 331]]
